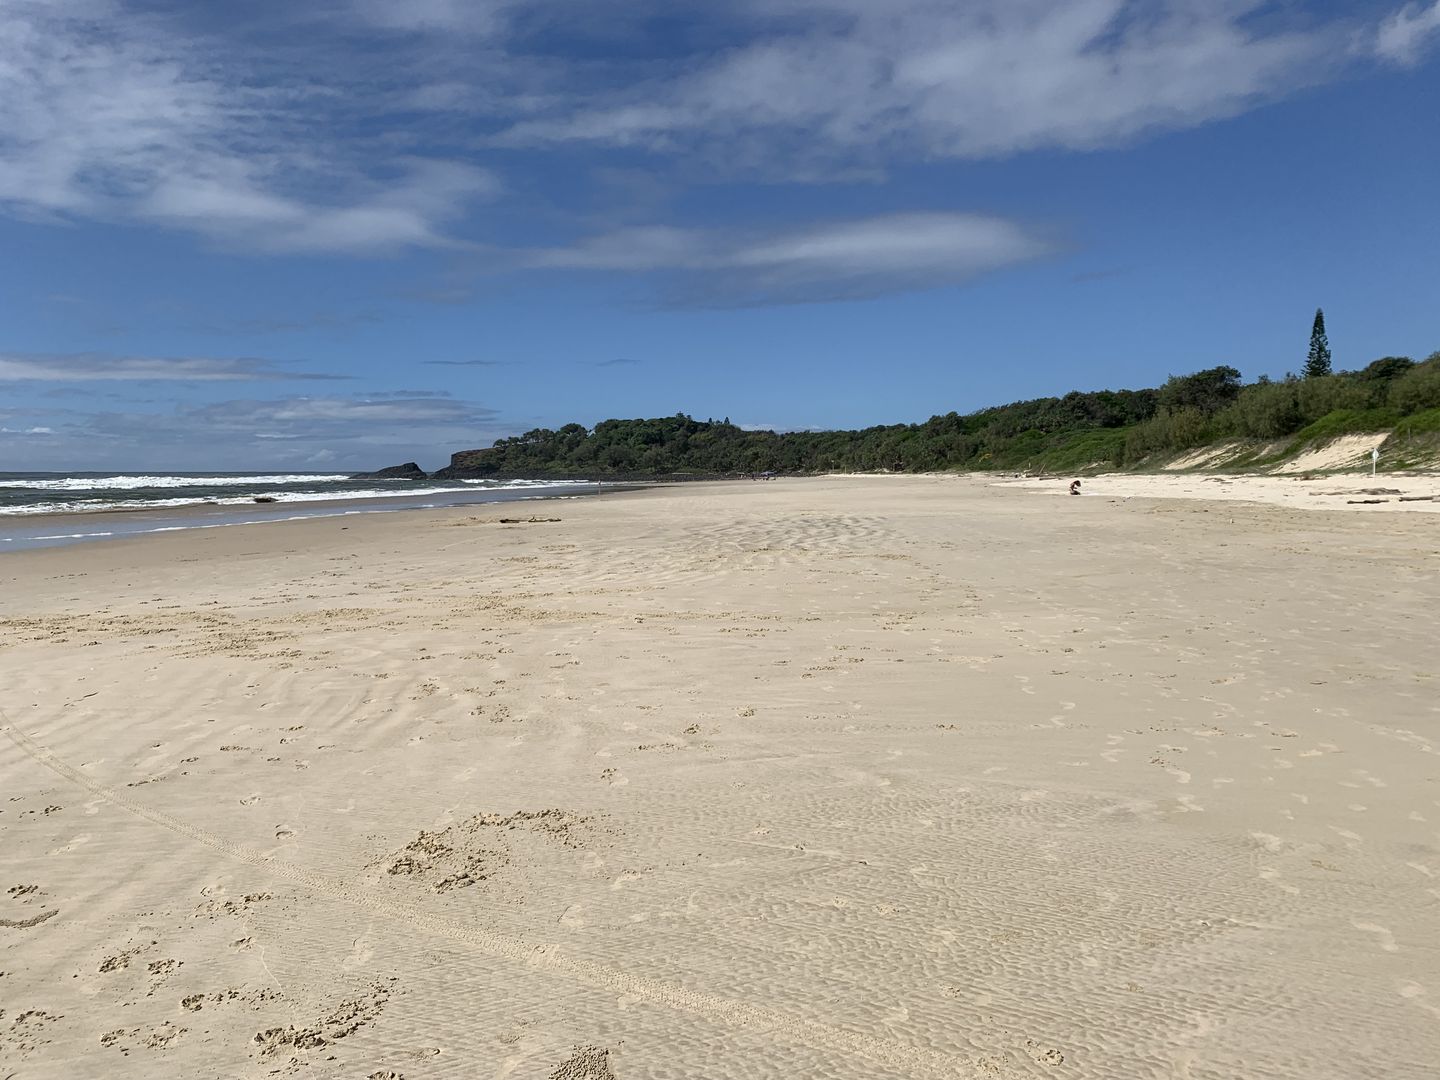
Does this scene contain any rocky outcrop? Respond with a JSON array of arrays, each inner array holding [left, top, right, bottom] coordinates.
[[429, 449, 497, 480], [354, 462, 428, 480]]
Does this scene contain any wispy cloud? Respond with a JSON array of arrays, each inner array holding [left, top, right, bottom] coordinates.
[[592, 357, 641, 367], [9, 392, 506, 470], [0, 0, 1431, 265], [527, 212, 1054, 305], [0, 1, 497, 253], [1376, 1, 1440, 64], [0, 353, 347, 382], [168, 395, 496, 433], [491, 1, 1351, 166], [347, 0, 516, 35]]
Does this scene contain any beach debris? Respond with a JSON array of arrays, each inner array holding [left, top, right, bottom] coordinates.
[[1346, 499, 1387, 504], [1399, 495, 1438, 502], [252, 496, 276, 503], [498, 516, 562, 524]]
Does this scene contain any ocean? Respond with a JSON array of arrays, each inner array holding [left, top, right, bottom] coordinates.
[[0, 472, 616, 552]]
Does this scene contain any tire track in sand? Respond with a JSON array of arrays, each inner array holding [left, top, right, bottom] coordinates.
[[2, 713, 989, 1079]]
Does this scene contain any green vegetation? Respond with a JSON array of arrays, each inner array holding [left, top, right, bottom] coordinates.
[[1396, 408, 1440, 434], [435, 350, 1440, 478]]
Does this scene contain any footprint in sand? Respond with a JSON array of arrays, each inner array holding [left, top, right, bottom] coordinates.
[[344, 933, 375, 970], [48, 834, 90, 855], [1398, 981, 1440, 1019], [560, 904, 587, 929], [1354, 921, 1399, 952], [1258, 867, 1299, 895]]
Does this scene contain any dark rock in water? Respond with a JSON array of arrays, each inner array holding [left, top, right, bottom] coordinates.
[[355, 462, 428, 480], [253, 496, 277, 503]]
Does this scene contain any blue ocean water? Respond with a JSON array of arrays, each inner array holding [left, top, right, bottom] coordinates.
[[0, 472, 616, 552]]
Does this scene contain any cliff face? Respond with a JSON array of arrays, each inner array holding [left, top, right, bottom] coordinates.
[[429, 448, 498, 480]]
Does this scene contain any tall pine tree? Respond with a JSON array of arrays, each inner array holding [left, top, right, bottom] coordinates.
[[1305, 308, 1332, 378]]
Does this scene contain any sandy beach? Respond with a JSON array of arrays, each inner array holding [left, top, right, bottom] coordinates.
[[2, 474, 1437, 1079]]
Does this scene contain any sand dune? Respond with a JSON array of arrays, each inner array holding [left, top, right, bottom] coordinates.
[[2, 475, 1437, 1078]]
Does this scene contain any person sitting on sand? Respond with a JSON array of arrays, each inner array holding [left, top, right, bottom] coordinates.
[[1069, 480, 1082, 495]]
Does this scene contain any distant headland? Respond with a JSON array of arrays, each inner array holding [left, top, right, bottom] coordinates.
[[363, 353, 1440, 481]]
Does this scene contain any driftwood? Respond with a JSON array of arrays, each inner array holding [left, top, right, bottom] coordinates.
[[1399, 495, 1438, 503], [1346, 499, 1387, 504], [497, 517, 562, 524]]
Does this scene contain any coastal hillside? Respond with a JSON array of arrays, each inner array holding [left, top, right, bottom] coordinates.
[[431, 352, 1440, 479]]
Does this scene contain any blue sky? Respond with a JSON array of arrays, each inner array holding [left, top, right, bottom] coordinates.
[[2, 0, 1438, 471]]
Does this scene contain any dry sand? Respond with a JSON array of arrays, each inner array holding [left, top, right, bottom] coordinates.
[[1001, 471, 1440, 513], [1, 474, 1437, 1079]]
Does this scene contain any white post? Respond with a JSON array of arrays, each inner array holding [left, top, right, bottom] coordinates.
[[1371, 447, 1379, 477]]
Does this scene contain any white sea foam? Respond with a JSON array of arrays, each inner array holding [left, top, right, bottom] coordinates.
[[0, 473, 354, 491], [0, 480, 598, 516], [460, 478, 588, 487]]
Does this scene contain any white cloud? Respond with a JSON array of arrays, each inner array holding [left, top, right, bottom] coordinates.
[[0, 353, 345, 382], [0, 425, 55, 435], [82, 394, 502, 457], [0, 1, 1430, 259], [526, 212, 1053, 304], [1376, 1, 1440, 64], [0, 1, 497, 252], [141, 159, 498, 254], [348, 0, 514, 34], [493, 1, 1344, 163]]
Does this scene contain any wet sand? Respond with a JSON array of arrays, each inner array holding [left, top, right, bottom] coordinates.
[[1, 475, 1437, 1078]]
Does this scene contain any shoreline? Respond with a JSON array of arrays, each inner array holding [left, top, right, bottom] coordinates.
[[0, 480, 655, 553]]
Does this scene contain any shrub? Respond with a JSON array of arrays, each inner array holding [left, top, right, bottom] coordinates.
[[1123, 408, 1211, 463], [1220, 381, 1302, 438], [1156, 367, 1242, 416], [1296, 375, 1370, 423], [1389, 355, 1440, 414]]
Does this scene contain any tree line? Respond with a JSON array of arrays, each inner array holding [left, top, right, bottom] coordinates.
[[437, 347, 1440, 478]]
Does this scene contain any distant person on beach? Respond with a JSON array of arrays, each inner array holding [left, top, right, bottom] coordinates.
[[1069, 480, 1082, 495]]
